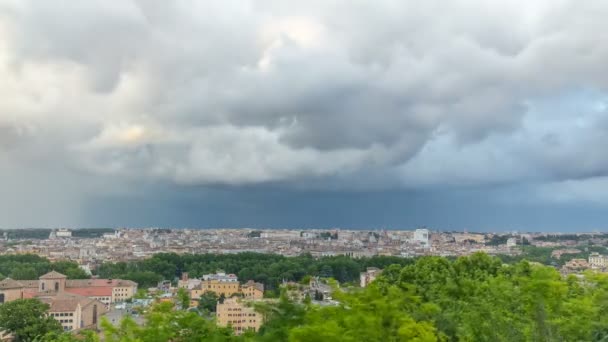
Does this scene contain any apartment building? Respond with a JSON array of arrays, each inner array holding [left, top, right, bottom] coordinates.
[[216, 298, 262, 335], [241, 280, 264, 299], [589, 252, 608, 269], [190, 271, 263, 299]]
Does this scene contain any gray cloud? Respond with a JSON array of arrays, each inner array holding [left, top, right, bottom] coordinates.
[[1, 0, 608, 223]]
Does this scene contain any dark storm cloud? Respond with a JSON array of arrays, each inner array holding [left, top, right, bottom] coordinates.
[[2, 0, 608, 227]]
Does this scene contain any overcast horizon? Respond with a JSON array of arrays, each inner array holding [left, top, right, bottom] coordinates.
[[1, 1, 608, 231]]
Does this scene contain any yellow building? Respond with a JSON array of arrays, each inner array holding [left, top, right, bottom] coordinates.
[[200, 279, 240, 297], [189, 271, 264, 300], [241, 280, 264, 299], [216, 298, 262, 335]]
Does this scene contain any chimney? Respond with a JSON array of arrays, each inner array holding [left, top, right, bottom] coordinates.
[[182, 272, 189, 281]]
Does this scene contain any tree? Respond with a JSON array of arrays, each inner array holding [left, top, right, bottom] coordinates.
[[177, 287, 190, 310], [198, 291, 219, 313], [0, 299, 62, 341], [102, 302, 237, 342]]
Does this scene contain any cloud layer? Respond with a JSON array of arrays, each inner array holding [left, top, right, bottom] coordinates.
[[1, 0, 608, 227]]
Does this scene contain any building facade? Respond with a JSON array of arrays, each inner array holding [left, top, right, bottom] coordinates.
[[589, 252, 608, 269], [216, 298, 262, 335], [0, 272, 114, 333], [360, 267, 382, 288], [189, 271, 263, 300], [241, 280, 264, 299]]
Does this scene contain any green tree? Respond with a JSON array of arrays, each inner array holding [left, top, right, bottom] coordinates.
[[198, 291, 219, 313], [102, 302, 236, 342], [0, 299, 62, 341], [177, 287, 190, 309]]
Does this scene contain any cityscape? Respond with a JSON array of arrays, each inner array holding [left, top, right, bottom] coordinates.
[[1, 227, 608, 338], [2, 0, 608, 340]]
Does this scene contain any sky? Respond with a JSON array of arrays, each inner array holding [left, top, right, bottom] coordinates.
[[1, 1, 608, 231]]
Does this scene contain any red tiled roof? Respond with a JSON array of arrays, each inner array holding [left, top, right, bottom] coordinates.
[[39, 271, 67, 279], [66, 287, 112, 297], [66, 279, 137, 287]]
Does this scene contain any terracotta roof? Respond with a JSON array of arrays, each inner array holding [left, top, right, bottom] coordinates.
[[19, 280, 39, 288], [66, 279, 137, 288], [66, 287, 112, 297], [242, 280, 264, 292], [0, 278, 23, 290], [37, 293, 90, 312], [39, 271, 67, 279]]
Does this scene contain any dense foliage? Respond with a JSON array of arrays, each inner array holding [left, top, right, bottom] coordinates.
[[7, 253, 608, 341], [284, 253, 608, 341], [96, 253, 415, 288], [56, 253, 608, 341], [0, 255, 89, 280], [0, 299, 63, 341]]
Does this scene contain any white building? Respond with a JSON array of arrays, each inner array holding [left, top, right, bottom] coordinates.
[[103, 231, 120, 239], [589, 252, 608, 269], [413, 229, 430, 247], [56, 229, 72, 238], [506, 238, 517, 248]]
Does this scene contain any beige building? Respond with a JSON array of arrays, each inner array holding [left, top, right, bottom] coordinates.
[[0, 278, 25, 303], [360, 267, 382, 288], [192, 279, 240, 298], [216, 298, 262, 335], [0, 271, 135, 333], [589, 252, 608, 269], [39, 293, 107, 331], [241, 280, 264, 299]]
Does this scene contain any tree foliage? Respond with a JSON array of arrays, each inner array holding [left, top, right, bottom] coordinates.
[[0, 255, 89, 280], [0, 299, 62, 341]]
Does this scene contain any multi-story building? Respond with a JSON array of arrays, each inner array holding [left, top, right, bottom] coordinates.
[[241, 280, 264, 299], [413, 229, 430, 247], [178, 272, 202, 290], [360, 267, 382, 288], [39, 292, 105, 331], [0, 271, 136, 309], [589, 252, 608, 269], [0, 272, 112, 333], [191, 271, 239, 298], [216, 298, 262, 335], [506, 238, 517, 248], [189, 272, 264, 300], [56, 229, 73, 238]]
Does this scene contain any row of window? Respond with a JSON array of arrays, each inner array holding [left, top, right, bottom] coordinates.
[[227, 320, 257, 324], [59, 319, 73, 323], [50, 312, 74, 317], [226, 313, 256, 317], [207, 285, 238, 289]]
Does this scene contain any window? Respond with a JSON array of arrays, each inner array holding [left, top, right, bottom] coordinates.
[[55, 282, 59, 292], [0, 293, 4, 304], [92, 305, 98, 324], [41, 283, 45, 291]]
